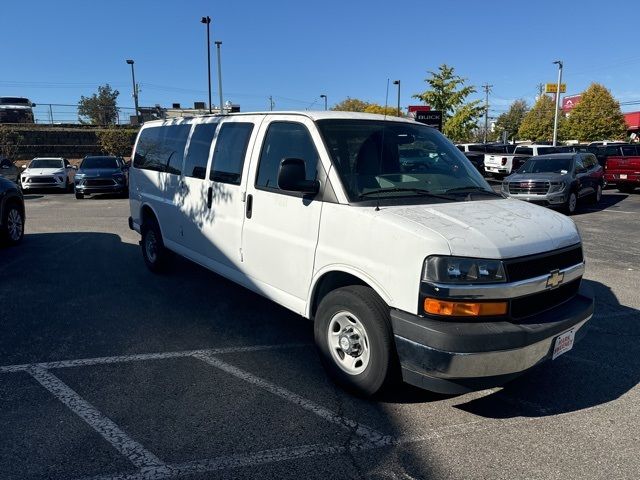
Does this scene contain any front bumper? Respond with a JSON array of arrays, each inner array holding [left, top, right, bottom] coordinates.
[[75, 183, 127, 194], [391, 283, 594, 394], [21, 179, 67, 189], [504, 191, 567, 207]]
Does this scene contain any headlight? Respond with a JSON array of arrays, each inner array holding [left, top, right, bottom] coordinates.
[[423, 256, 506, 284], [549, 182, 566, 193]]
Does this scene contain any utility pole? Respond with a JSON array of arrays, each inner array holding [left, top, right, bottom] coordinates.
[[320, 94, 327, 111], [552, 60, 563, 146], [393, 80, 401, 116], [269, 96, 275, 111], [200, 16, 212, 114], [537, 83, 544, 99], [126, 59, 140, 123], [482, 84, 493, 144], [215, 41, 223, 114]]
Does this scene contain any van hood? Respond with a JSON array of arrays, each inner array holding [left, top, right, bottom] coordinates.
[[382, 199, 580, 259]]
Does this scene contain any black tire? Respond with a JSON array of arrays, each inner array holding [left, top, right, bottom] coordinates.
[[75, 192, 84, 199], [1, 201, 24, 246], [314, 286, 398, 397], [141, 216, 168, 273], [618, 184, 635, 194], [564, 191, 578, 215]]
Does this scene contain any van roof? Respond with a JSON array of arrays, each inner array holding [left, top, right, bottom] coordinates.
[[139, 111, 418, 128]]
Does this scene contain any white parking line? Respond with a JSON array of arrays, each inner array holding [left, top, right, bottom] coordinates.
[[193, 351, 388, 444], [28, 366, 165, 470], [0, 343, 310, 373]]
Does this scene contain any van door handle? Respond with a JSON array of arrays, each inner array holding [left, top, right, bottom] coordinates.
[[246, 194, 253, 219], [206, 186, 213, 209]]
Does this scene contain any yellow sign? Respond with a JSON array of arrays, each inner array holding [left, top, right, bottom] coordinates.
[[545, 83, 566, 93]]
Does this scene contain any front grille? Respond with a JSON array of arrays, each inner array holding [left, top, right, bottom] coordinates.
[[510, 279, 581, 320], [84, 179, 115, 187], [30, 176, 56, 184], [508, 181, 550, 195], [504, 245, 583, 282]]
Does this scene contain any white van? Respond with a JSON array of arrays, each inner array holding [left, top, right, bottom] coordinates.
[[129, 112, 593, 396]]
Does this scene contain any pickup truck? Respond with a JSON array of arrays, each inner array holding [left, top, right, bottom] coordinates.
[[129, 111, 594, 397], [485, 144, 572, 177], [605, 155, 640, 192]]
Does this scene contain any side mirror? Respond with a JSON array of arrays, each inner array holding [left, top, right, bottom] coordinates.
[[277, 158, 319, 195], [31, 103, 37, 107]]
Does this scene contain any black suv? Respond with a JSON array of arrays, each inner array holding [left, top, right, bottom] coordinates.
[[74, 155, 129, 199], [0, 176, 25, 245]]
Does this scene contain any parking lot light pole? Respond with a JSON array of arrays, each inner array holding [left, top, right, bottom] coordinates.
[[320, 94, 327, 111], [393, 80, 401, 117], [201, 16, 212, 114], [215, 41, 224, 114], [552, 60, 563, 146], [125, 60, 140, 124]]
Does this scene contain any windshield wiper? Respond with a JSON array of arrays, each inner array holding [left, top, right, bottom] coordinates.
[[444, 186, 502, 197], [359, 188, 455, 201]]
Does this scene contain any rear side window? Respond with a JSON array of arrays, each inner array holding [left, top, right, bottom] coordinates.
[[621, 146, 637, 156], [210, 122, 254, 185], [184, 123, 218, 179], [256, 122, 318, 191], [515, 147, 533, 156], [134, 124, 191, 174]]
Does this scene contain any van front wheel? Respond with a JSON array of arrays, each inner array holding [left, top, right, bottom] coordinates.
[[141, 218, 168, 273], [314, 286, 397, 397]]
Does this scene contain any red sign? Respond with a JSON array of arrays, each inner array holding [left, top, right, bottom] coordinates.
[[408, 105, 431, 113], [624, 112, 640, 130], [562, 94, 582, 113]]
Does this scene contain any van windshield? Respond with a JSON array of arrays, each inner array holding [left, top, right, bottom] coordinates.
[[317, 120, 494, 203]]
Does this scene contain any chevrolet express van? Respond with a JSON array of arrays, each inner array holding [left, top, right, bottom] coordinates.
[[129, 112, 593, 396]]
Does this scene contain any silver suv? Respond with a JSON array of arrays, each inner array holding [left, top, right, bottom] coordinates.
[[502, 153, 604, 214]]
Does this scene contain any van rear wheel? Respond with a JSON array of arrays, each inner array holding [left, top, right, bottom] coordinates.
[[314, 286, 398, 397], [141, 217, 168, 273]]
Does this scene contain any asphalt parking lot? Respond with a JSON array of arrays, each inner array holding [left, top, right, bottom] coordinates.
[[1, 188, 639, 480]]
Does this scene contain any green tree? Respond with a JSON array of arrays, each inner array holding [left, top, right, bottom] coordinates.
[[96, 127, 138, 157], [412, 64, 485, 141], [566, 83, 628, 141], [78, 84, 120, 125], [0, 126, 24, 160], [331, 97, 371, 112], [495, 99, 529, 141], [363, 104, 402, 117], [518, 94, 565, 142]]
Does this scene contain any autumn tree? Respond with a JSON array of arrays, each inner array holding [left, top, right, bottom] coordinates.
[[331, 97, 371, 112], [332, 97, 401, 117], [566, 83, 627, 141], [518, 94, 565, 142], [412, 64, 485, 141], [495, 99, 529, 141], [78, 84, 120, 125]]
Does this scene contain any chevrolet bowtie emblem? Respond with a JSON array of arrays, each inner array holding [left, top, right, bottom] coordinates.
[[546, 269, 564, 289]]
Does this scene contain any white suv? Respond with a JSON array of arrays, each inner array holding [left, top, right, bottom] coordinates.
[[21, 157, 76, 191], [129, 112, 593, 396]]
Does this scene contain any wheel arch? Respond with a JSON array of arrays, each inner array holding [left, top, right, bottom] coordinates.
[[140, 203, 165, 239], [307, 267, 392, 320]]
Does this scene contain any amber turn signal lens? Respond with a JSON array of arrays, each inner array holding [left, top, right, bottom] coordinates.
[[424, 298, 507, 317]]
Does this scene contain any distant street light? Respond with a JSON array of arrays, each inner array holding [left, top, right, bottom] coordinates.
[[552, 60, 563, 146], [320, 94, 327, 111], [125, 59, 140, 123], [200, 16, 212, 113], [215, 41, 224, 114], [393, 80, 401, 116]]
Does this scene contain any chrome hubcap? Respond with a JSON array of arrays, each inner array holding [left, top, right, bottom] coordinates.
[[7, 208, 23, 241], [328, 311, 370, 375], [145, 231, 158, 263]]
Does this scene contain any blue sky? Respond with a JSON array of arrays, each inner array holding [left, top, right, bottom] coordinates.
[[4, 0, 640, 121]]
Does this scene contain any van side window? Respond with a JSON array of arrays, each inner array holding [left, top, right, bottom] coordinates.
[[256, 122, 318, 191], [210, 122, 254, 185], [164, 125, 191, 175], [184, 123, 218, 179], [133, 124, 190, 174]]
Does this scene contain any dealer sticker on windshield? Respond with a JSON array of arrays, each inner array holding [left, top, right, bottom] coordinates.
[[553, 329, 575, 360]]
